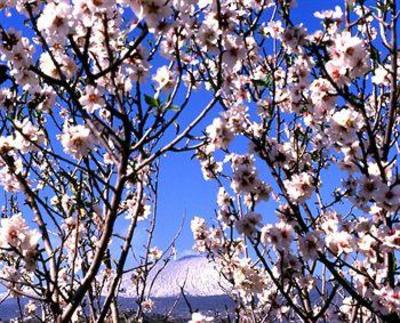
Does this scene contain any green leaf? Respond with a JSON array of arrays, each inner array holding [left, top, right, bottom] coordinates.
[[252, 76, 272, 89], [144, 94, 160, 108]]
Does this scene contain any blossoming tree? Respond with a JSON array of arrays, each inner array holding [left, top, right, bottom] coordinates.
[[1, 0, 399, 322], [191, 0, 400, 322], [0, 0, 252, 321]]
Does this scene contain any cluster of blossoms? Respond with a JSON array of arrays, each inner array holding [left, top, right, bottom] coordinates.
[[327, 32, 370, 84], [0, 118, 45, 192], [0, 214, 40, 272], [283, 172, 314, 203], [79, 85, 105, 113], [59, 124, 95, 159], [190, 0, 400, 322], [13, 119, 46, 153]]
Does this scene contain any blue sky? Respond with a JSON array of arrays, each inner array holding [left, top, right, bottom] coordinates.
[[153, 0, 344, 255], [0, 0, 345, 259]]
